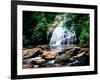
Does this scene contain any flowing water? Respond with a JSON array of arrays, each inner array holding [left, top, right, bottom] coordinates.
[[49, 14, 76, 47]]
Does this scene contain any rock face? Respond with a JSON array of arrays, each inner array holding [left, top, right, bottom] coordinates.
[[22, 45, 90, 69]]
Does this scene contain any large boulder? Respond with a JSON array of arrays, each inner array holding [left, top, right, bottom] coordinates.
[[68, 50, 89, 66], [55, 52, 71, 64], [42, 51, 57, 60], [55, 47, 88, 65], [68, 56, 89, 66], [70, 51, 86, 60], [56, 47, 80, 55], [22, 48, 43, 59]]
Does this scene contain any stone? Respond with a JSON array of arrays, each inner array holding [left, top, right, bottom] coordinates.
[[52, 64, 62, 67], [64, 47, 81, 56], [57, 48, 67, 55], [22, 48, 43, 59], [33, 65, 39, 68], [46, 60, 55, 64], [67, 60, 80, 66], [34, 59, 45, 65], [23, 57, 45, 65], [81, 44, 89, 48], [42, 51, 57, 59], [68, 51, 89, 66], [23, 64, 33, 69], [82, 48, 89, 53], [55, 53, 71, 64], [37, 45, 49, 50], [73, 52, 86, 59], [69, 51, 86, 61]]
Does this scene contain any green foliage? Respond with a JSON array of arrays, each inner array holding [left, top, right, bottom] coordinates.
[[23, 36, 30, 46], [23, 11, 89, 47], [23, 11, 57, 47], [79, 16, 89, 45], [80, 30, 89, 44], [66, 13, 89, 45]]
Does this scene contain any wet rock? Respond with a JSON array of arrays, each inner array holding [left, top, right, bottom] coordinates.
[[69, 51, 85, 62], [73, 51, 86, 59], [40, 60, 55, 67], [78, 48, 89, 54], [54, 47, 73, 55], [68, 51, 89, 66], [22, 47, 89, 68], [34, 59, 45, 65], [51, 64, 62, 67], [65, 48, 73, 51], [42, 51, 57, 60], [82, 48, 89, 54], [22, 48, 27, 50], [81, 44, 89, 48], [55, 53, 71, 64], [23, 64, 33, 69], [22, 48, 43, 59], [37, 45, 49, 50], [33, 65, 39, 68], [45, 60, 55, 64], [68, 47, 81, 56], [23, 57, 45, 65], [67, 60, 80, 66], [27, 46, 33, 49], [57, 48, 68, 55]]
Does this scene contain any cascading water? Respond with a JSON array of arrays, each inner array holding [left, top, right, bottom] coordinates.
[[49, 14, 76, 47]]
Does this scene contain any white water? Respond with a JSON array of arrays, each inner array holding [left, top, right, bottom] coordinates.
[[49, 14, 76, 47]]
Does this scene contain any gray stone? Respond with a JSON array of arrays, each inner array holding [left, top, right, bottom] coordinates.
[[23, 57, 45, 65], [22, 48, 43, 59]]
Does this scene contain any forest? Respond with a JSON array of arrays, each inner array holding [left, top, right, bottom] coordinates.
[[23, 11, 89, 47]]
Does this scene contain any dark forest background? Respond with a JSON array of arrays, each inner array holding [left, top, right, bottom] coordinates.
[[23, 11, 89, 48]]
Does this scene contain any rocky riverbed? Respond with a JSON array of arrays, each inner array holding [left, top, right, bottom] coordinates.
[[22, 45, 89, 69]]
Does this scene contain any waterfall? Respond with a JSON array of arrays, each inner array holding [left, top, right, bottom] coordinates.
[[49, 14, 76, 47]]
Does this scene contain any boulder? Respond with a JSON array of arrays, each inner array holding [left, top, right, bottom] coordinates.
[[33, 65, 39, 68], [62, 47, 81, 57], [55, 52, 71, 64], [67, 60, 80, 66], [68, 51, 89, 66], [34, 59, 45, 65], [42, 51, 57, 60], [23, 64, 33, 69], [81, 48, 89, 54], [81, 44, 89, 48], [78, 48, 89, 56], [22, 48, 43, 59], [52, 64, 62, 67], [71, 51, 86, 59], [57, 48, 68, 55], [23, 57, 45, 65], [37, 45, 49, 50], [54, 47, 72, 55]]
